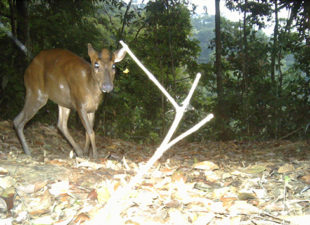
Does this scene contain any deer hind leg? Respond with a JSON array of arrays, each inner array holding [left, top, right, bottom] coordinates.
[[83, 112, 95, 156], [13, 90, 48, 155], [57, 105, 83, 157]]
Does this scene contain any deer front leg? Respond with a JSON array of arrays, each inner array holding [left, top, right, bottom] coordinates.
[[84, 112, 95, 155], [78, 108, 97, 158], [57, 106, 83, 157]]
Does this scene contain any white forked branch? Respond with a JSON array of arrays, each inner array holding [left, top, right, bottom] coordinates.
[[119, 41, 214, 153], [87, 41, 214, 224]]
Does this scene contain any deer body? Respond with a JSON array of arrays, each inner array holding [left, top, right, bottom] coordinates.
[[14, 44, 126, 158]]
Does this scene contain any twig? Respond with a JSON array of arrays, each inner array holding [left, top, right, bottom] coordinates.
[[86, 41, 214, 225], [279, 127, 303, 140], [0, 21, 32, 58], [119, 40, 179, 109]]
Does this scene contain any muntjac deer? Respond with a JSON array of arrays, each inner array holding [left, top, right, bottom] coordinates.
[[14, 44, 126, 158]]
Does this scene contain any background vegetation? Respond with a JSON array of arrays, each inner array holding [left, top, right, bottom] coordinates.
[[0, 0, 309, 143]]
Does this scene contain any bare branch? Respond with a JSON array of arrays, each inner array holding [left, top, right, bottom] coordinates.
[[120, 40, 179, 109], [86, 41, 214, 225]]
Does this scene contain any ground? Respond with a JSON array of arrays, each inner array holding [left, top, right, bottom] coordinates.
[[0, 120, 310, 225]]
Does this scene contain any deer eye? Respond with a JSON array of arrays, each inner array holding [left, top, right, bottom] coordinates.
[[112, 64, 116, 69], [94, 62, 100, 69]]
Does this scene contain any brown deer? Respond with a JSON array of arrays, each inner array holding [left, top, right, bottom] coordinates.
[[13, 44, 126, 158]]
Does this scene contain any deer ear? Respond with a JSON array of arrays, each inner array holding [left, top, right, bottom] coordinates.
[[114, 48, 126, 63], [87, 43, 97, 60]]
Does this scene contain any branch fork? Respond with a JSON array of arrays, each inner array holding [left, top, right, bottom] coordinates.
[[87, 41, 214, 224]]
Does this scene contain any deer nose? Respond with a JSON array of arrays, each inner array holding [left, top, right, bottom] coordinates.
[[102, 83, 113, 93]]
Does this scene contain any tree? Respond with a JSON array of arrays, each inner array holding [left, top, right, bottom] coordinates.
[[191, 14, 215, 63], [16, 0, 30, 59], [130, 0, 199, 135], [270, 0, 279, 85], [1, 0, 309, 142], [215, 0, 226, 139]]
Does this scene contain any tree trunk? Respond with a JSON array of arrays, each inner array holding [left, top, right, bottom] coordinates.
[[166, 3, 176, 94], [118, 0, 132, 47], [270, 0, 278, 85], [8, 0, 16, 36], [242, 0, 250, 135], [271, 0, 279, 138], [215, 0, 225, 139], [16, 0, 31, 60], [242, 0, 248, 92]]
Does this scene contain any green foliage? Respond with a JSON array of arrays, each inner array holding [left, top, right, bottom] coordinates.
[[0, 0, 309, 143], [104, 0, 200, 141], [191, 14, 215, 63]]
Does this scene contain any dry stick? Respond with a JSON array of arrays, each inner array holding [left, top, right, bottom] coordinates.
[[0, 21, 32, 58], [87, 41, 214, 224], [279, 127, 303, 140], [119, 41, 179, 109]]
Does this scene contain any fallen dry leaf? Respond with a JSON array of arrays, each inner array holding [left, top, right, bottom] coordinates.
[[74, 212, 90, 223], [237, 192, 256, 200], [220, 196, 237, 208], [165, 199, 181, 208], [193, 213, 215, 225], [47, 159, 68, 166], [0, 197, 8, 212], [27, 190, 53, 215], [192, 161, 219, 170], [278, 163, 295, 173], [1, 120, 310, 225], [171, 171, 187, 182], [87, 189, 98, 201], [76, 158, 104, 170], [160, 167, 173, 173], [300, 174, 310, 184], [97, 186, 110, 204], [30, 215, 54, 225], [49, 180, 70, 197], [113, 181, 121, 191], [282, 215, 310, 225], [242, 164, 266, 174], [0, 176, 15, 189], [0, 167, 8, 175], [229, 200, 260, 214], [17, 181, 47, 194], [204, 170, 221, 182]]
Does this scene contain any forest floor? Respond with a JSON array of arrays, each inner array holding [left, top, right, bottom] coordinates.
[[0, 120, 310, 225]]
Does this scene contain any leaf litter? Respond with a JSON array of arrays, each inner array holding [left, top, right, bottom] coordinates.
[[0, 120, 310, 224]]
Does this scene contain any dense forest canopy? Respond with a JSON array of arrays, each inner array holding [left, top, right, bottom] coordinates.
[[0, 0, 309, 142]]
